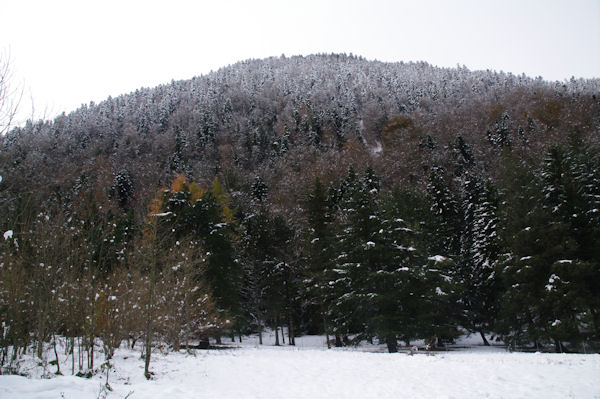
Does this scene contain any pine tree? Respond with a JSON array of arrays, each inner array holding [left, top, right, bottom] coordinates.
[[538, 141, 600, 349], [496, 154, 548, 349], [495, 146, 598, 351], [568, 141, 600, 343], [487, 112, 513, 149], [329, 168, 443, 352], [451, 135, 475, 176], [303, 177, 337, 339], [329, 168, 379, 341], [426, 166, 460, 257], [457, 175, 500, 345], [109, 170, 134, 209], [251, 175, 268, 203], [240, 208, 294, 345], [389, 187, 461, 347], [369, 191, 427, 352]]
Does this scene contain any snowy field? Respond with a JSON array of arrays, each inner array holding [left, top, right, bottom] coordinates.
[[1, 333, 599, 399]]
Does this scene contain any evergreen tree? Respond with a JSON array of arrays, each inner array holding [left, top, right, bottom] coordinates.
[[329, 168, 379, 341], [450, 135, 475, 176], [369, 191, 428, 352], [240, 208, 295, 345], [391, 187, 461, 347], [251, 175, 268, 203], [538, 142, 600, 349], [426, 166, 460, 257], [303, 177, 337, 338], [495, 145, 600, 351], [110, 170, 134, 209], [329, 168, 449, 352], [496, 154, 549, 349], [456, 175, 501, 345], [487, 112, 513, 149]]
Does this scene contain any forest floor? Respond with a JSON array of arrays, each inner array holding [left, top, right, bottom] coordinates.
[[1, 332, 599, 399]]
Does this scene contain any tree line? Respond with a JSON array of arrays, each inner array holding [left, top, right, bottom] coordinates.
[[1, 133, 598, 379]]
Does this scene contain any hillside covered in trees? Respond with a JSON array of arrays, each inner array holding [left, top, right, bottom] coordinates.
[[1, 54, 599, 374]]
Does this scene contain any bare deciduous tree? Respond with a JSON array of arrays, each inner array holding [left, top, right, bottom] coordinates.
[[0, 49, 22, 135]]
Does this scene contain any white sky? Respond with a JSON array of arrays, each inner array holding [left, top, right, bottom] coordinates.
[[1, 0, 599, 124]]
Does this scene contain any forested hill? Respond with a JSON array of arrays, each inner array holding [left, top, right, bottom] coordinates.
[[1, 54, 600, 357], [1, 54, 599, 212]]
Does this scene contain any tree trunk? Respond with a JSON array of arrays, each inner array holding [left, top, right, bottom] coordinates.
[[144, 318, 152, 379], [274, 322, 280, 346], [90, 335, 94, 370], [554, 338, 563, 353], [323, 316, 330, 349], [335, 335, 343, 347], [78, 336, 83, 371], [479, 330, 490, 346], [386, 336, 398, 353], [144, 277, 155, 379], [89, 283, 96, 370], [53, 336, 61, 375], [198, 336, 210, 349], [287, 310, 295, 346], [71, 337, 75, 375], [589, 308, 600, 338]]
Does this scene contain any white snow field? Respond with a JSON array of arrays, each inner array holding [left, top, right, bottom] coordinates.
[[1, 333, 599, 399]]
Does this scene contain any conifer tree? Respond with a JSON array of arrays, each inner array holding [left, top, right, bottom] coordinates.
[[304, 177, 337, 339], [496, 154, 549, 349], [240, 206, 295, 345], [457, 175, 500, 345], [426, 166, 460, 258], [330, 168, 445, 352], [329, 167, 378, 341]]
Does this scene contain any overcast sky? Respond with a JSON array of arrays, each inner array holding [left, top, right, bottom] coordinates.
[[1, 0, 599, 124]]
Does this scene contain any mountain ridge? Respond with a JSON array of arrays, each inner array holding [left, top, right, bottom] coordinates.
[[1, 53, 599, 212]]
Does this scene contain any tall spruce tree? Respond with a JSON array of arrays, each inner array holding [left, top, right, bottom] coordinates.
[[329, 167, 378, 342], [456, 174, 501, 345], [304, 177, 338, 339], [329, 168, 451, 352], [496, 154, 550, 349]]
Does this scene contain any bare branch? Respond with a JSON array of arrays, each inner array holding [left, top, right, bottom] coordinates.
[[0, 49, 23, 135]]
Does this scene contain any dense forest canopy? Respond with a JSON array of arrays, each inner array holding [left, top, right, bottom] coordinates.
[[2, 54, 599, 210], [1, 54, 599, 371]]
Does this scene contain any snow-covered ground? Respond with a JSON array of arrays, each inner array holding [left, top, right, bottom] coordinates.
[[1, 333, 599, 399]]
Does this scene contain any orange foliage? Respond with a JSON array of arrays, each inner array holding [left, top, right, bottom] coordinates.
[[171, 174, 188, 193]]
